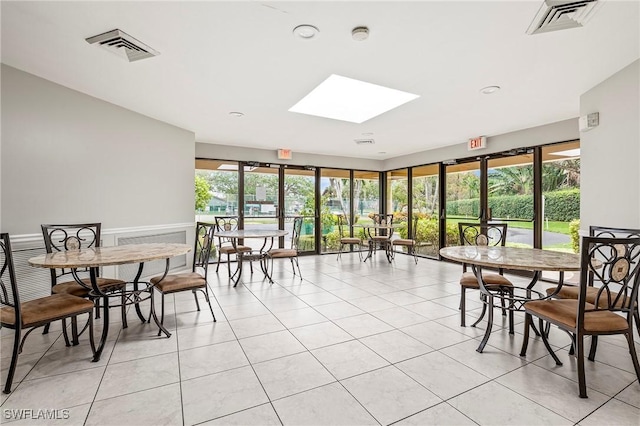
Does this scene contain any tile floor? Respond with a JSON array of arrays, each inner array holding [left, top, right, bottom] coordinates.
[[1, 253, 639, 425]]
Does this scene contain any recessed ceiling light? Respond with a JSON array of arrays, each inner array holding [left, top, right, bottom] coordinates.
[[480, 86, 501, 95], [293, 24, 319, 40], [289, 74, 419, 124], [362, 132, 374, 136], [229, 112, 244, 117]]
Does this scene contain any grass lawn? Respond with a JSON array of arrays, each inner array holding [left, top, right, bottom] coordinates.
[[446, 217, 571, 235]]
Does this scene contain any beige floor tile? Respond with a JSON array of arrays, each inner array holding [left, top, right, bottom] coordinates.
[[312, 340, 389, 380], [273, 382, 378, 425], [239, 330, 306, 363], [360, 330, 434, 363], [395, 402, 476, 425], [203, 403, 281, 425], [341, 366, 441, 425]]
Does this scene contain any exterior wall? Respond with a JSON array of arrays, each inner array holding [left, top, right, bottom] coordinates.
[[579, 60, 640, 231]]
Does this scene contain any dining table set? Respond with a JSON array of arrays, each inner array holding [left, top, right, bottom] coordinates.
[[28, 242, 192, 361]]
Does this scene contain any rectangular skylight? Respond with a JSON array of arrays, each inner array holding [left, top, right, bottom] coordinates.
[[289, 74, 419, 124]]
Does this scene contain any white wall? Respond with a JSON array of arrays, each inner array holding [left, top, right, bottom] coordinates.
[[384, 119, 579, 170], [579, 60, 640, 231], [1, 65, 195, 236]]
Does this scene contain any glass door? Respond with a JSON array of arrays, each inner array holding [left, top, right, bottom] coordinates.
[[487, 151, 535, 247], [320, 168, 351, 254], [412, 164, 440, 258], [241, 163, 280, 251], [541, 141, 580, 252], [444, 160, 481, 246], [284, 166, 316, 254]]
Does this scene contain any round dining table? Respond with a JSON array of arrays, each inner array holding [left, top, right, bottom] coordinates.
[[213, 229, 288, 286], [439, 245, 582, 352], [29, 243, 191, 361]]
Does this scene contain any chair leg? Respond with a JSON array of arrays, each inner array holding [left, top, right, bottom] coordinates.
[[121, 289, 128, 329], [539, 319, 562, 366], [625, 331, 640, 383], [290, 258, 296, 276], [42, 323, 50, 335], [95, 298, 101, 319], [460, 287, 466, 327], [193, 290, 201, 311], [227, 254, 232, 277], [576, 336, 588, 398], [3, 326, 22, 394], [61, 318, 71, 347], [70, 317, 79, 346], [216, 252, 222, 273], [520, 313, 532, 357], [337, 243, 342, 260], [588, 335, 598, 361], [203, 286, 216, 322]]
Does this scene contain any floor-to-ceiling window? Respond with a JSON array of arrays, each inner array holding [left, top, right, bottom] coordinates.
[[319, 168, 350, 254], [412, 164, 440, 258], [487, 151, 535, 247], [284, 166, 316, 254], [195, 159, 239, 222], [444, 160, 481, 246], [541, 141, 581, 252]]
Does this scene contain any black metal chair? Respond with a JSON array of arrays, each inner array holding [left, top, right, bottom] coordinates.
[[521, 235, 640, 398], [458, 222, 514, 331], [213, 216, 252, 277], [368, 213, 394, 255], [336, 214, 363, 261], [1, 233, 95, 394], [390, 216, 420, 264], [150, 222, 217, 335], [266, 217, 303, 279], [545, 225, 640, 356], [41, 223, 126, 342]]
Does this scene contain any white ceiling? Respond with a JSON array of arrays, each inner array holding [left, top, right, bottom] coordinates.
[[2, 1, 638, 160]]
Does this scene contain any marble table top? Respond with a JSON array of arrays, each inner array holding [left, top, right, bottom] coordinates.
[[29, 243, 191, 268], [214, 229, 288, 239], [439, 245, 582, 272]]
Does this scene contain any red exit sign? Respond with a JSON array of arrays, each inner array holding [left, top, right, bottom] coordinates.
[[468, 136, 487, 151], [277, 149, 292, 160]]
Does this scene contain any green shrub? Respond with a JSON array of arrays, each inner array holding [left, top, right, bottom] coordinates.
[[569, 219, 580, 253], [446, 189, 579, 222]]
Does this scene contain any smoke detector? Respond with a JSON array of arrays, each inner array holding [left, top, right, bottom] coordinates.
[[86, 29, 159, 62], [355, 138, 375, 145], [526, 0, 603, 35], [352, 26, 369, 41]]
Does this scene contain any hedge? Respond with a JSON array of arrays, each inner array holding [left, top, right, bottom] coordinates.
[[446, 189, 579, 221]]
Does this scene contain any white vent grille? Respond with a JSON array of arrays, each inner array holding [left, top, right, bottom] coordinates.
[[86, 29, 159, 62], [526, 0, 602, 35], [354, 139, 375, 145]]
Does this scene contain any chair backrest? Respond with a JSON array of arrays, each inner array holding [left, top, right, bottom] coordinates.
[[458, 222, 508, 273], [372, 213, 393, 237], [410, 216, 420, 240], [372, 213, 393, 226], [458, 222, 508, 247], [337, 215, 349, 239], [193, 222, 216, 278], [0, 233, 21, 325], [214, 216, 240, 246], [586, 226, 640, 287], [578, 235, 640, 327], [590, 225, 640, 239], [291, 217, 303, 251], [41, 223, 102, 285]]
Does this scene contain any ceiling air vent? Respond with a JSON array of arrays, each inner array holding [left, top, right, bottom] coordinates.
[[354, 139, 375, 145], [86, 29, 159, 62], [526, 0, 602, 35]]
